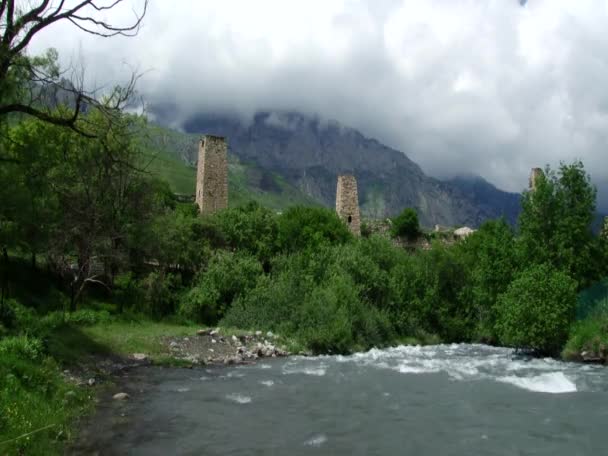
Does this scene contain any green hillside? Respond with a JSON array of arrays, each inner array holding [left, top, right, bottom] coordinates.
[[139, 124, 320, 211]]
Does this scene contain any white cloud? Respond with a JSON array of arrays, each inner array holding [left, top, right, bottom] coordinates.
[[27, 0, 608, 207]]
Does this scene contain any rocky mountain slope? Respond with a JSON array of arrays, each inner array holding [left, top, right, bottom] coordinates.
[[155, 111, 521, 227]]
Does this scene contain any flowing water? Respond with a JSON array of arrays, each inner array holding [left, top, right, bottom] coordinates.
[[74, 344, 608, 455]]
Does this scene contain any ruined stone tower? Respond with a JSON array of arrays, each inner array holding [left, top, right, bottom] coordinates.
[[336, 175, 361, 236], [196, 135, 228, 215], [529, 167, 543, 191]]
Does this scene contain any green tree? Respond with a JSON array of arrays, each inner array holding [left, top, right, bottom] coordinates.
[[0, 1, 147, 135], [457, 218, 517, 341], [495, 263, 577, 354], [180, 252, 263, 324], [518, 161, 599, 288], [277, 206, 352, 253], [390, 208, 421, 240], [210, 202, 279, 267]]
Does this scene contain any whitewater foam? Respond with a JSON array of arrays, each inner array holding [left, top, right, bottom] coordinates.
[[304, 435, 327, 447], [325, 344, 586, 393], [226, 393, 252, 404], [497, 372, 577, 394]]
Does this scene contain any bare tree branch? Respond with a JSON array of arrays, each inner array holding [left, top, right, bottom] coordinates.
[[0, 0, 148, 134]]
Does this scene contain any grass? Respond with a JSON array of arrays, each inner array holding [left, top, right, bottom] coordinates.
[[0, 347, 93, 455], [46, 320, 198, 366], [562, 313, 608, 361]]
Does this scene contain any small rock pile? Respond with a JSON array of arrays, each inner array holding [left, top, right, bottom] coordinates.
[[165, 328, 290, 366]]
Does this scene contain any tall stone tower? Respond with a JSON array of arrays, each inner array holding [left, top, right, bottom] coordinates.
[[529, 167, 543, 191], [196, 135, 228, 215], [336, 175, 361, 236]]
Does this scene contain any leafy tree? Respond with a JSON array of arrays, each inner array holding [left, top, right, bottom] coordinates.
[[277, 206, 352, 253], [390, 208, 421, 240], [456, 218, 517, 341], [0, 1, 148, 135], [3, 108, 167, 310], [210, 202, 279, 267], [518, 161, 599, 288], [495, 263, 577, 354], [180, 252, 263, 324]]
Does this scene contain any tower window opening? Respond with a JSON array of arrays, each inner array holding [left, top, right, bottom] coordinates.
[[348, 215, 352, 224]]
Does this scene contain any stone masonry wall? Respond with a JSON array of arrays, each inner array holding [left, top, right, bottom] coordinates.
[[529, 167, 543, 191], [196, 135, 228, 215], [336, 175, 361, 236]]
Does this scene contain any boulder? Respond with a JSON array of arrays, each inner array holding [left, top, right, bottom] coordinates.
[[113, 392, 130, 401], [131, 353, 148, 362]]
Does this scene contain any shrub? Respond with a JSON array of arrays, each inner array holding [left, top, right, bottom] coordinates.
[[495, 264, 577, 354], [277, 206, 352, 253], [179, 252, 263, 324], [222, 250, 394, 354], [210, 202, 279, 265], [137, 272, 182, 318], [0, 336, 44, 360], [390, 208, 421, 239]]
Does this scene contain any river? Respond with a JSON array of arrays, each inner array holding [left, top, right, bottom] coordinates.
[[73, 344, 608, 455]]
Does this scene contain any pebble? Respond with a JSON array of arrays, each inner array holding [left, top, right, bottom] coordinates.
[[113, 392, 130, 401], [211, 339, 217, 344], [131, 353, 148, 361]]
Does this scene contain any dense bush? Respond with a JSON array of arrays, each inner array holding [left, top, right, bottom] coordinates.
[[455, 219, 518, 342], [180, 252, 263, 324], [390, 208, 420, 239], [222, 246, 393, 354], [136, 272, 182, 318], [277, 206, 352, 253], [495, 264, 577, 354], [0, 335, 44, 360], [210, 202, 279, 266]]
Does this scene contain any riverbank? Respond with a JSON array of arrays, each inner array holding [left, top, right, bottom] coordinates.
[[0, 318, 294, 455], [2, 312, 606, 455]]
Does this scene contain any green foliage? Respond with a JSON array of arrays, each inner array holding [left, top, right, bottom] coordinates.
[[0, 336, 44, 360], [390, 208, 421, 239], [495, 264, 577, 354], [562, 313, 608, 361], [136, 272, 182, 318], [180, 252, 263, 324], [222, 244, 395, 354], [0, 353, 91, 455], [210, 202, 279, 265], [518, 162, 601, 288], [456, 219, 518, 341], [277, 206, 352, 253]]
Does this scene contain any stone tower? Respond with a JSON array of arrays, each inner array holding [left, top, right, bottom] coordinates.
[[529, 167, 543, 191], [196, 135, 228, 215], [336, 175, 361, 236]]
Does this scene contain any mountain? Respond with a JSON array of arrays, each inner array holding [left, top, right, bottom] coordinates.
[[141, 125, 319, 211], [152, 111, 520, 227], [444, 175, 521, 225]]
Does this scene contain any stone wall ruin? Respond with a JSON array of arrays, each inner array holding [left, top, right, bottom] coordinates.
[[529, 167, 543, 191], [336, 174, 361, 236], [196, 135, 228, 215]]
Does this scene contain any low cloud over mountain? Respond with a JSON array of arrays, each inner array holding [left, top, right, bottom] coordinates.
[[30, 0, 608, 210]]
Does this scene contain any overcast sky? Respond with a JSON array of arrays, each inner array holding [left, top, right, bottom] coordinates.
[[29, 0, 608, 205]]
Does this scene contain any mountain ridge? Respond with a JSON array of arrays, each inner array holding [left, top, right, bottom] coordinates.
[[156, 111, 522, 227]]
